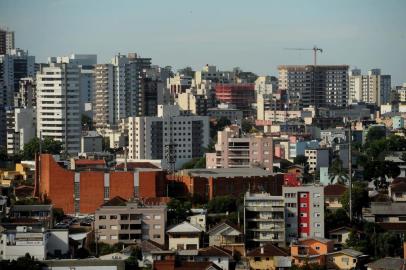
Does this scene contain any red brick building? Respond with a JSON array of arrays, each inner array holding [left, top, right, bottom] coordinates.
[[215, 83, 255, 115], [35, 154, 167, 214], [168, 168, 284, 201]]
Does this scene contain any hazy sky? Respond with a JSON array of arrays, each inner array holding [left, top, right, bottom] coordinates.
[[1, 0, 405, 84]]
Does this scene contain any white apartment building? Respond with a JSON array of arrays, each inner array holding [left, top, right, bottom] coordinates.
[[0, 226, 69, 261], [349, 68, 391, 106], [244, 192, 285, 248], [6, 107, 36, 155], [194, 65, 234, 86], [283, 185, 325, 243], [128, 105, 209, 170], [36, 62, 81, 154]]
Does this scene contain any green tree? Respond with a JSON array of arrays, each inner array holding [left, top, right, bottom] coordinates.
[[0, 253, 45, 270], [325, 208, 350, 232], [329, 159, 348, 184], [82, 114, 93, 130], [340, 182, 369, 219], [22, 137, 63, 160], [53, 208, 65, 223], [181, 157, 206, 169], [293, 155, 308, 165], [207, 195, 237, 213], [366, 126, 386, 143], [241, 119, 253, 133], [167, 198, 191, 225]]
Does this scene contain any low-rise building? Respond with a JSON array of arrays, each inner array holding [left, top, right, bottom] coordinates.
[[95, 196, 167, 246], [324, 184, 347, 210], [328, 227, 364, 247], [246, 244, 291, 270], [81, 130, 103, 153], [0, 225, 69, 260], [167, 221, 203, 251], [327, 249, 368, 270], [305, 147, 330, 174], [244, 192, 285, 248], [389, 178, 406, 202], [9, 204, 53, 228], [208, 222, 244, 254], [207, 104, 243, 125], [196, 246, 234, 270], [290, 238, 334, 267]]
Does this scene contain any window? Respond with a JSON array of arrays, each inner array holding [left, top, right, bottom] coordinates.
[[154, 224, 161, 229], [314, 223, 321, 228], [315, 246, 320, 250], [111, 225, 118, 230], [154, 215, 161, 220], [99, 215, 106, 220], [254, 257, 261, 262], [314, 193, 320, 198], [299, 223, 308, 228], [153, 234, 161, 239], [111, 235, 118, 240], [300, 203, 307, 207], [110, 215, 117, 219], [98, 225, 106, 229], [99, 235, 107, 240], [300, 213, 307, 217]]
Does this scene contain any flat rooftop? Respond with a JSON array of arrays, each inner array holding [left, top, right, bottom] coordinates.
[[180, 168, 273, 178]]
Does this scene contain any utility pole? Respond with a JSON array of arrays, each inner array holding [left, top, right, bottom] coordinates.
[[348, 121, 353, 222]]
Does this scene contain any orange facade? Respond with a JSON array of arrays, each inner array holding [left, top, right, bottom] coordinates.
[[37, 154, 167, 214], [291, 238, 334, 266]]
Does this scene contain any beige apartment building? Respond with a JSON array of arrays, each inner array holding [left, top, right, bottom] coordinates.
[[206, 125, 273, 171], [94, 197, 167, 246]]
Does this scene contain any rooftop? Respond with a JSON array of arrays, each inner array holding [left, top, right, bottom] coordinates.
[[330, 248, 364, 258], [324, 184, 347, 196], [116, 162, 159, 170], [167, 221, 203, 234], [180, 168, 272, 178], [11, 204, 52, 212], [370, 202, 406, 215], [74, 159, 106, 166], [367, 258, 406, 270], [246, 243, 289, 257], [198, 246, 233, 258]]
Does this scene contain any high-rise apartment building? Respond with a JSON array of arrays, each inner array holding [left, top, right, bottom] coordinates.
[[349, 68, 391, 106], [6, 107, 36, 155], [278, 65, 349, 110], [0, 27, 15, 55], [244, 192, 285, 248], [94, 53, 151, 129], [215, 83, 255, 116], [128, 105, 210, 170], [36, 63, 81, 154], [283, 185, 325, 243]]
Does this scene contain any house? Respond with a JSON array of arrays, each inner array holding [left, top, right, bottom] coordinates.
[[389, 178, 406, 202], [324, 184, 347, 210], [9, 204, 53, 228], [366, 257, 406, 270], [290, 237, 334, 267], [196, 246, 234, 270], [328, 227, 364, 247], [167, 221, 203, 251], [42, 259, 125, 270], [208, 222, 244, 255], [246, 243, 291, 270], [139, 240, 173, 267], [327, 248, 368, 270]]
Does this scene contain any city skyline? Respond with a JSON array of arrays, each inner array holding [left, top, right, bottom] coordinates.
[[1, 0, 405, 84]]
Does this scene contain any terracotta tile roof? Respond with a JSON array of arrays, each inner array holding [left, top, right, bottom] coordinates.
[[75, 159, 106, 166], [102, 196, 127, 207], [324, 184, 347, 196], [391, 182, 406, 192], [246, 243, 289, 257], [198, 246, 233, 258], [14, 185, 34, 197], [176, 261, 222, 270], [116, 162, 159, 170]]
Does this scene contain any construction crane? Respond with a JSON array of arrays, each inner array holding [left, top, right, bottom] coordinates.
[[284, 46, 323, 65]]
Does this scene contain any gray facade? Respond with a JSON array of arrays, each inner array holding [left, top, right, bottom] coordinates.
[[95, 201, 167, 246], [283, 185, 325, 244]]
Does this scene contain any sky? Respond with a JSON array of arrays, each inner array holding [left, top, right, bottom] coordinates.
[[1, 0, 405, 84]]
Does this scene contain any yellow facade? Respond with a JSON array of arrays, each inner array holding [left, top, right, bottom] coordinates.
[[248, 256, 277, 270], [328, 253, 358, 270]]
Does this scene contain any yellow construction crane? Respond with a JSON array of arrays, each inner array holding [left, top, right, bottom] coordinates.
[[284, 46, 323, 65]]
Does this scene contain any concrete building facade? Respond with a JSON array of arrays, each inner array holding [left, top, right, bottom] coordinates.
[[128, 105, 210, 170], [283, 185, 325, 243], [95, 198, 166, 246], [278, 65, 349, 110], [36, 62, 81, 154], [244, 192, 286, 248]]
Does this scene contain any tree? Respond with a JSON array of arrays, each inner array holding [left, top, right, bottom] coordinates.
[[22, 137, 63, 160], [340, 182, 369, 220], [210, 117, 231, 138], [325, 208, 350, 232], [241, 119, 253, 133], [366, 126, 386, 143], [294, 155, 308, 165], [167, 198, 191, 225], [53, 208, 65, 223], [329, 159, 348, 184], [82, 114, 93, 130], [181, 157, 206, 169], [0, 253, 45, 270], [207, 196, 237, 213], [177, 66, 194, 77]]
